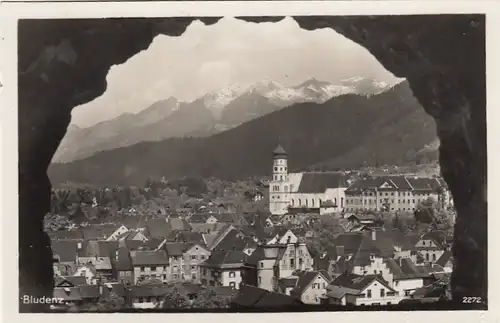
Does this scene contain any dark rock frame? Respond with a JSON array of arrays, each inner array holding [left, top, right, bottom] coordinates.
[[17, 14, 487, 312]]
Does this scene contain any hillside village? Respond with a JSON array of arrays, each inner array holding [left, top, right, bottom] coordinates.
[[47, 145, 456, 311]]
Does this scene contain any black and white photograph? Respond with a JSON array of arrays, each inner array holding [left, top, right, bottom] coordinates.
[[0, 0, 493, 318]]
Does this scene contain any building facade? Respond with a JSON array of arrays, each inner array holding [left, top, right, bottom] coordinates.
[[344, 176, 450, 213], [269, 145, 349, 215]]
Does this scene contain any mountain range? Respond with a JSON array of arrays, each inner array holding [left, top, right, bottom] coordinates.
[[53, 77, 396, 163], [48, 80, 439, 187]]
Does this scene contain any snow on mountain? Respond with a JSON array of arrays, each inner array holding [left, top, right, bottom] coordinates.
[[203, 84, 247, 112]]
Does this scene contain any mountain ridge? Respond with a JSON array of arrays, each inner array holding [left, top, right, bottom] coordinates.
[[54, 76, 402, 163], [49, 80, 438, 187]]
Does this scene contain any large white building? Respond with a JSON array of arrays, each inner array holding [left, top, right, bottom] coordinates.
[[268, 145, 350, 215]]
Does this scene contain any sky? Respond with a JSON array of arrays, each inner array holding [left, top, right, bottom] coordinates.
[[71, 16, 400, 128]]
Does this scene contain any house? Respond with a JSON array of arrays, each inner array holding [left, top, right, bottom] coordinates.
[[163, 243, 211, 283], [52, 279, 100, 307], [232, 284, 303, 308], [112, 245, 134, 284], [106, 225, 130, 241], [265, 227, 299, 245], [435, 251, 453, 273], [286, 270, 331, 304], [189, 213, 219, 224], [54, 276, 88, 287], [80, 224, 123, 240], [384, 258, 432, 297], [73, 263, 98, 285], [247, 241, 314, 292], [212, 229, 257, 256], [78, 240, 119, 260], [190, 222, 228, 234], [76, 256, 113, 282], [116, 230, 148, 243], [200, 250, 250, 289], [324, 273, 401, 306], [165, 230, 205, 246], [130, 250, 170, 284], [202, 224, 236, 251], [129, 284, 170, 309], [344, 176, 449, 213], [414, 232, 446, 264], [214, 213, 248, 226], [145, 218, 191, 238]]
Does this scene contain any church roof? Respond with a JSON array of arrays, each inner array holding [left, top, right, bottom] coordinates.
[[273, 145, 287, 157], [297, 172, 349, 193]]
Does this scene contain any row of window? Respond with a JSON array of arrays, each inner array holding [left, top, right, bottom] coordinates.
[[344, 207, 417, 212], [311, 282, 327, 289], [365, 289, 386, 298], [346, 198, 421, 205], [273, 166, 288, 172], [353, 192, 433, 197], [140, 266, 167, 272]]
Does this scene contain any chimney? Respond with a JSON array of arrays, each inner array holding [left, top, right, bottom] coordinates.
[[336, 246, 344, 257], [372, 230, 376, 241], [77, 242, 82, 250]]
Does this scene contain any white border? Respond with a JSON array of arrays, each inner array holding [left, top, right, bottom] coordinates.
[[1, 1, 499, 323]]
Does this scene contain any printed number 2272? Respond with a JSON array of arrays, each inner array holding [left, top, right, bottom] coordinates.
[[462, 297, 482, 304]]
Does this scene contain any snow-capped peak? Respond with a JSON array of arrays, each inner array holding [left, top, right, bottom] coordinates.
[[203, 84, 247, 111], [248, 78, 285, 95]]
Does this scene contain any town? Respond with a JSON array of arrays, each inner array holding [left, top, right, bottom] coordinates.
[[47, 145, 455, 311]]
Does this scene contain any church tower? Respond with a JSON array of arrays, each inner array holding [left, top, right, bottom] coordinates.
[[269, 145, 290, 215]]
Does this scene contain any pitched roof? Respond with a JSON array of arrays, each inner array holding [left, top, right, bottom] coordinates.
[[247, 244, 287, 266], [53, 287, 82, 301], [77, 256, 112, 270], [80, 224, 121, 240], [232, 285, 303, 308], [131, 250, 169, 266], [166, 230, 205, 245], [279, 277, 299, 290], [54, 276, 87, 287], [163, 242, 193, 257], [329, 233, 384, 272], [212, 230, 255, 253], [272, 145, 287, 156], [189, 214, 212, 224], [190, 222, 228, 234], [169, 218, 191, 231], [331, 273, 395, 292], [214, 213, 247, 225], [201, 250, 248, 269], [346, 176, 413, 193], [145, 218, 171, 238], [297, 172, 349, 193], [290, 271, 323, 296], [115, 246, 133, 271], [51, 240, 79, 263], [101, 282, 127, 297], [406, 177, 443, 191], [435, 251, 453, 267], [79, 240, 119, 258]]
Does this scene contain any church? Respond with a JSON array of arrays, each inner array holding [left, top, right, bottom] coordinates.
[[268, 145, 350, 215]]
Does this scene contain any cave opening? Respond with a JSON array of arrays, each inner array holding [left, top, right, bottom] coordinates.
[[17, 15, 486, 312]]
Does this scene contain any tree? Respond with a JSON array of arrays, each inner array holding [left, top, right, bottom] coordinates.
[[160, 284, 191, 309], [96, 292, 126, 311], [191, 288, 230, 309]]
